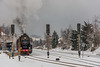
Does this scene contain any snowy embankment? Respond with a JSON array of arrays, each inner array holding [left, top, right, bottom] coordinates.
[[50, 47, 100, 57]]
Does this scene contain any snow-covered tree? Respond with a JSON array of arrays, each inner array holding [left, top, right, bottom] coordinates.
[[51, 31, 59, 48], [70, 30, 78, 50], [81, 21, 94, 50], [61, 25, 72, 49]]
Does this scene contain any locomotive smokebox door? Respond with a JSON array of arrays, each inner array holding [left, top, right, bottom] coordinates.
[[11, 24, 15, 35]]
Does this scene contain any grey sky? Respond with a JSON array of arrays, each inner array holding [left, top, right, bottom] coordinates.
[[0, 0, 100, 37]]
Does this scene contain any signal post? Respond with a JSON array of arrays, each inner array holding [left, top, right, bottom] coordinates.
[[77, 23, 81, 58], [18, 38, 21, 61], [46, 24, 50, 58], [11, 24, 15, 59]]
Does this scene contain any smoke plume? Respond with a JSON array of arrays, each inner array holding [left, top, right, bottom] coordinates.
[[0, 0, 42, 33]]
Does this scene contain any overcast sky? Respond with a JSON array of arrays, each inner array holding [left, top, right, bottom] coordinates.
[[0, 0, 100, 37]]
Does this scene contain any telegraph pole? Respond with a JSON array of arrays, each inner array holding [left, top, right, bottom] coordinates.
[[46, 24, 50, 58], [11, 24, 15, 59], [77, 23, 81, 58]]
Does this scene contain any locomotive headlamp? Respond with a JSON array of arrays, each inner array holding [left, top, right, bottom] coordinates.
[[24, 37, 27, 39]]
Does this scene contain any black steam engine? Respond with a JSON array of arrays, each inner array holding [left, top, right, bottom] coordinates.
[[16, 33, 32, 55]]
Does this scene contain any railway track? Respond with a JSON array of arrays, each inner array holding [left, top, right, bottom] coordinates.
[[50, 50, 100, 63], [33, 49, 100, 63], [50, 53, 100, 67], [33, 49, 100, 67], [25, 55, 93, 67]]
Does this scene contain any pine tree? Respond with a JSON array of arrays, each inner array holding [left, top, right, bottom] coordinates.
[[81, 21, 93, 50], [70, 30, 78, 50], [81, 25, 88, 44], [51, 31, 59, 48]]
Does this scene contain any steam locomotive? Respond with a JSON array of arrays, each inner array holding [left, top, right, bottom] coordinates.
[[16, 33, 32, 55]]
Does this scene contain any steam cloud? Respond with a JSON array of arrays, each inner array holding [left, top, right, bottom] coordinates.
[[0, 0, 42, 33]]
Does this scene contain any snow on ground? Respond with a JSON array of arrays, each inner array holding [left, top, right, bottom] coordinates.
[[0, 51, 67, 67], [50, 47, 100, 57], [0, 47, 100, 67], [94, 47, 100, 54], [32, 48, 100, 67]]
